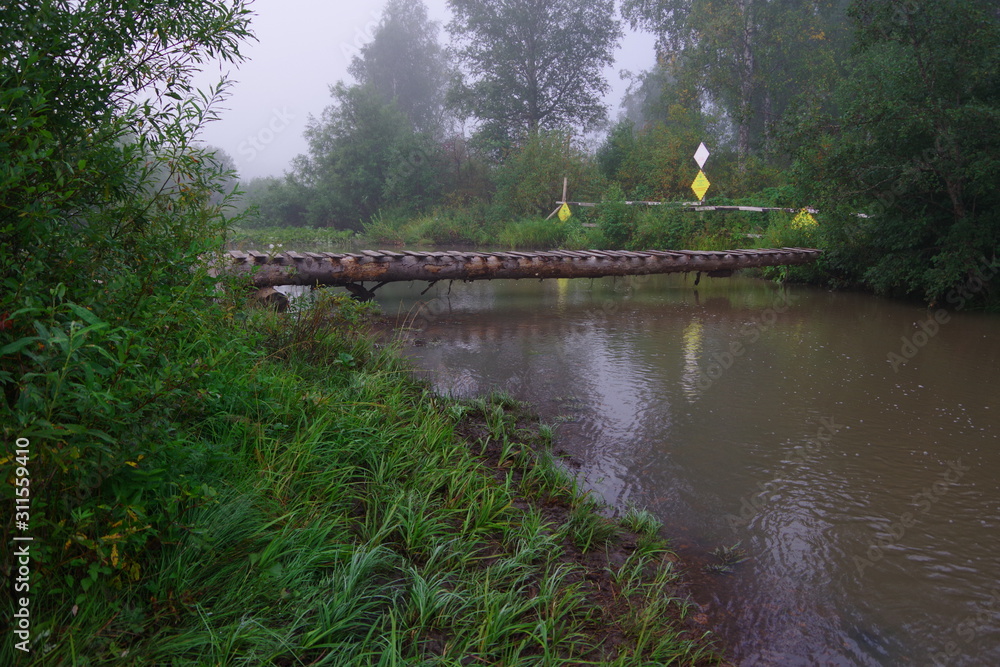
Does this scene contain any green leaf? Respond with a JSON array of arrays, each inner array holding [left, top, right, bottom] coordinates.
[[66, 303, 103, 326], [0, 337, 38, 357]]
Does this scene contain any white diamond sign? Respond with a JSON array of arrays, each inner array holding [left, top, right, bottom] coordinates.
[[694, 142, 710, 169]]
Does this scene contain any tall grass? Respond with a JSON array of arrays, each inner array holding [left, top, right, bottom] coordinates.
[[9, 290, 722, 665], [227, 225, 358, 252]]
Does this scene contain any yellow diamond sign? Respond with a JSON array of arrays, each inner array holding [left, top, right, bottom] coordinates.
[[691, 170, 710, 201], [558, 202, 572, 222], [791, 208, 818, 229]]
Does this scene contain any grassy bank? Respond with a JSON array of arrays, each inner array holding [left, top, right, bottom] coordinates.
[[5, 287, 723, 665], [229, 192, 821, 259]]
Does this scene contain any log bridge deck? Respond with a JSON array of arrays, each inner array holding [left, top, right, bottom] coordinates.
[[226, 247, 822, 300]]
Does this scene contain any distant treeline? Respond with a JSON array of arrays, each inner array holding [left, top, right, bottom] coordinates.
[[229, 0, 998, 304]]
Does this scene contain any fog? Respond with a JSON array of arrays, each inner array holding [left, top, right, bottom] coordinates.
[[193, 0, 656, 180]]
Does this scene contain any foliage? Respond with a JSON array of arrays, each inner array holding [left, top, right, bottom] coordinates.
[[293, 83, 446, 230], [363, 207, 488, 246], [447, 0, 622, 147], [348, 0, 451, 137], [788, 0, 1000, 301], [597, 120, 638, 182], [1, 0, 253, 662], [605, 117, 705, 200], [496, 218, 571, 249], [595, 184, 636, 249], [491, 130, 605, 219], [231, 175, 314, 228], [0, 0, 252, 301], [0, 2, 724, 663], [400, 209, 486, 245], [5, 287, 722, 664], [622, 0, 852, 165], [629, 207, 693, 250], [226, 225, 357, 252]]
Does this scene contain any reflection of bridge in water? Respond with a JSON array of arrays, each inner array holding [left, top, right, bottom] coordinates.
[[227, 247, 822, 300]]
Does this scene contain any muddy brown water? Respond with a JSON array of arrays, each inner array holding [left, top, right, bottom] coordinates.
[[293, 272, 1000, 665]]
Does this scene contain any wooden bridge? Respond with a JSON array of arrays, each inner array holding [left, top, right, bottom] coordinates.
[[225, 247, 822, 300]]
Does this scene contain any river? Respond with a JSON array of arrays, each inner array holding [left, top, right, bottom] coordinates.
[[358, 272, 1000, 665]]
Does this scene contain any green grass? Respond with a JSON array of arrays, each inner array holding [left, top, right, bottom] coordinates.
[[226, 188, 831, 259], [226, 225, 359, 252], [8, 289, 723, 665], [240, 200, 802, 255]]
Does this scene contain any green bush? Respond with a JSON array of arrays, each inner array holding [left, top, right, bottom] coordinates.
[[496, 218, 570, 249], [406, 211, 482, 245], [595, 183, 636, 249], [1, 2, 254, 660], [629, 207, 691, 249], [491, 130, 605, 219]]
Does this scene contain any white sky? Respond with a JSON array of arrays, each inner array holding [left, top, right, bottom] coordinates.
[[194, 0, 657, 180]]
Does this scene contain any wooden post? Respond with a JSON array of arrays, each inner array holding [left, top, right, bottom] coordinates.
[[545, 177, 569, 220]]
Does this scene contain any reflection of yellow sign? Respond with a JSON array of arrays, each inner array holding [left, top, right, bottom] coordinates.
[[792, 209, 818, 229], [691, 170, 710, 201], [558, 202, 572, 222]]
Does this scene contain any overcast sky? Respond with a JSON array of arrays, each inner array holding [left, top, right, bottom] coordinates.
[[193, 0, 657, 181]]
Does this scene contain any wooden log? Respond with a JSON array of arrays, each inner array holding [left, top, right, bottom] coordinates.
[[223, 248, 822, 288], [251, 287, 289, 312]]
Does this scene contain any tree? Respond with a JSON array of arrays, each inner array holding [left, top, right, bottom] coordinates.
[[447, 0, 622, 147], [790, 0, 1000, 301], [282, 0, 452, 229], [1, 0, 253, 649], [236, 175, 313, 227], [348, 0, 450, 137], [293, 83, 444, 229], [622, 0, 851, 169], [491, 130, 604, 217], [1, 0, 252, 303], [202, 145, 240, 208]]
